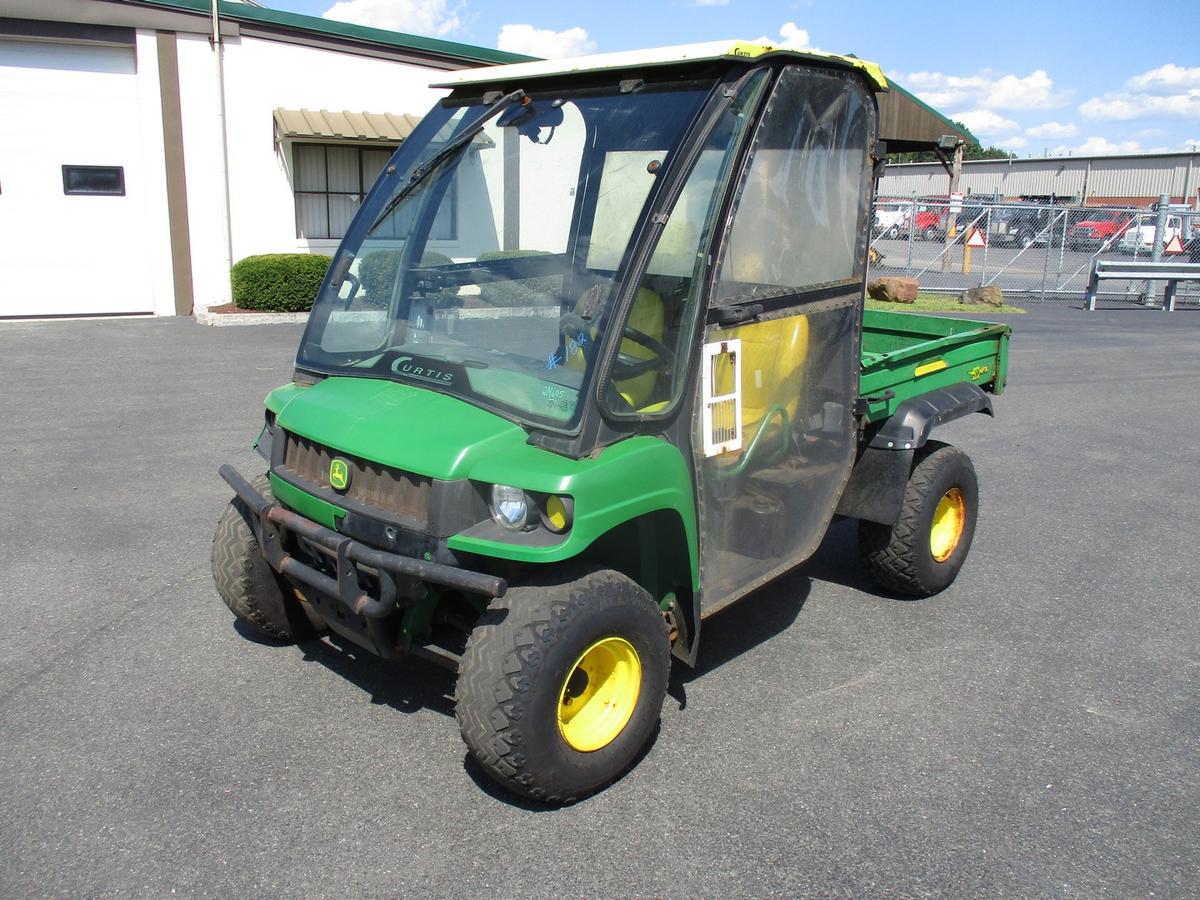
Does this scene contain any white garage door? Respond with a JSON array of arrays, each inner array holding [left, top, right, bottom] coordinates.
[[0, 39, 155, 316]]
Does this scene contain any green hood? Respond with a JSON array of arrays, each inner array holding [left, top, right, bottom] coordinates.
[[268, 377, 529, 481], [265, 375, 698, 584]]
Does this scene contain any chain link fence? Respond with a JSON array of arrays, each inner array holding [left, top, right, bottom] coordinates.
[[870, 198, 1200, 307]]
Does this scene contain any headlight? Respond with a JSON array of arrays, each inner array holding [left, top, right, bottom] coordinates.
[[541, 495, 574, 533], [490, 484, 528, 530]]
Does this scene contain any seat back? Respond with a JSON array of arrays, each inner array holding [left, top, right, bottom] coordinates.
[[566, 286, 665, 410]]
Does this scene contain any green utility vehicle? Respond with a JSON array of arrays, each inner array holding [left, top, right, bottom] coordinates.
[[214, 41, 1010, 802]]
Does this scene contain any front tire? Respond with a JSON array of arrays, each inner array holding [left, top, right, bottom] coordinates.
[[455, 568, 670, 803], [858, 441, 979, 597], [211, 474, 319, 641]]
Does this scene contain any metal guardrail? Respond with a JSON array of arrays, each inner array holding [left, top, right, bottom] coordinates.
[[1085, 259, 1200, 311]]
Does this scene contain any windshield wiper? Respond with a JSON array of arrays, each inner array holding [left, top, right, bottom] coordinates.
[[369, 89, 525, 232]]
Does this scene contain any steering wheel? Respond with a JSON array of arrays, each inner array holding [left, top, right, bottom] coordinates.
[[559, 313, 674, 379], [613, 325, 675, 379]]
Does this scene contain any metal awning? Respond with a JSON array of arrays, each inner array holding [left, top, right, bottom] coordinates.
[[877, 82, 975, 153], [273, 108, 422, 144]]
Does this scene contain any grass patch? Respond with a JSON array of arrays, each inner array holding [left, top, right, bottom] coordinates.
[[866, 293, 1026, 314]]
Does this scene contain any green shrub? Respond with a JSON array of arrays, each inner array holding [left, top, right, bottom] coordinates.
[[230, 254, 332, 312], [357, 250, 453, 308], [476, 250, 562, 307]]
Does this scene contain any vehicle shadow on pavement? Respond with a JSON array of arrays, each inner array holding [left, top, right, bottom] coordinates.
[[669, 571, 812, 710], [801, 517, 891, 597], [295, 633, 458, 716]]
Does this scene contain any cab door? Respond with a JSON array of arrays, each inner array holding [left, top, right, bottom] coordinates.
[[693, 65, 876, 614]]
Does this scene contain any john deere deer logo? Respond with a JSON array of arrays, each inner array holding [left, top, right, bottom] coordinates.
[[329, 457, 351, 492]]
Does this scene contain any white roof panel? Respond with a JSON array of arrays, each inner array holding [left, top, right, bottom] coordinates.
[[431, 40, 888, 90]]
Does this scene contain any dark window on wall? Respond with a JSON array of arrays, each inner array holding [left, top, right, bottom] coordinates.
[[63, 165, 125, 195], [293, 143, 457, 241]]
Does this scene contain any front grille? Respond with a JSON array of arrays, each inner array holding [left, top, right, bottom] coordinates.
[[281, 433, 432, 525]]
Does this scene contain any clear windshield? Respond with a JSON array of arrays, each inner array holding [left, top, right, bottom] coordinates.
[[297, 83, 713, 430]]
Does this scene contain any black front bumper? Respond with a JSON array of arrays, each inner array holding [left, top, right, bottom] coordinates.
[[219, 465, 506, 658]]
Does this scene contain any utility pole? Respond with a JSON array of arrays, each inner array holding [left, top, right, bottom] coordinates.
[[1143, 193, 1170, 306], [211, 0, 234, 308], [941, 140, 964, 272]]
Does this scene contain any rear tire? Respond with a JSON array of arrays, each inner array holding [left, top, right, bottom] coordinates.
[[455, 568, 670, 803], [858, 441, 978, 597], [211, 473, 319, 641]]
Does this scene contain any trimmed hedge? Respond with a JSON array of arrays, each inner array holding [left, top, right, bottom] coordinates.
[[476, 250, 561, 307], [357, 250, 453, 307], [230, 253, 332, 312]]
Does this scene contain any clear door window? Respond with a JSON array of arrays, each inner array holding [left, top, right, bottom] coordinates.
[[715, 67, 872, 305], [601, 70, 770, 417]]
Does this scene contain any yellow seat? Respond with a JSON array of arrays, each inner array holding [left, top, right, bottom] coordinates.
[[567, 286, 666, 411], [711, 314, 810, 460]]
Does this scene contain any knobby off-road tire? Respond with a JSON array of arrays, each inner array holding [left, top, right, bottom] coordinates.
[[858, 441, 979, 597], [211, 473, 319, 641], [455, 568, 670, 803]]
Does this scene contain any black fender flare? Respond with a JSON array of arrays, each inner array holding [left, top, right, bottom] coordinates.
[[836, 383, 993, 525], [867, 382, 994, 451]]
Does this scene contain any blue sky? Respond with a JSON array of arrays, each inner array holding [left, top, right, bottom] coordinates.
[[269, 0, 1200, 157]]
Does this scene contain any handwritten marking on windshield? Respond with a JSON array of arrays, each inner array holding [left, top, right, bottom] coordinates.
[[542, 385, 575, 414]]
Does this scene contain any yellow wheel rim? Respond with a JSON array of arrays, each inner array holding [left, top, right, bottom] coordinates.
[[557, 636, 641, 752], [929, 487, 966, 562]]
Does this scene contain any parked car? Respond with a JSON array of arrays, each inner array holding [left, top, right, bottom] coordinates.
[[914, 202, 948, 241], [1068, 209, 1133, 251], [872, 200, 912, 238], [916, 196, 1001, 242], [989, 205, 1054, 248]]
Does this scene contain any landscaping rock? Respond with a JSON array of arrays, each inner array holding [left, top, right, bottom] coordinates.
[[867, 276, 919, 303], [961, 286, 1004, 307]]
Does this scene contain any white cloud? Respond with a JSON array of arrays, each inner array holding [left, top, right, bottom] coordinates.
[[985, 70, 1063, 109], [996, 135, 1028, 149], [497, 23, 595, 58], [776, 22, 812, 49], [1079, 62, 1200, 121], [1080, 92, 1200, 120], [752, 22, 814, 50], [692, 0, 730, 5], [955, 109, 1019, 135], [1025, 121, 1077, 139], [892, 68, 1070, 111], [1184, 138, 1200, 150], [1127, 63, 1200, 94], [322, 0, 462, 36], [1052, 136, 1144, 156]]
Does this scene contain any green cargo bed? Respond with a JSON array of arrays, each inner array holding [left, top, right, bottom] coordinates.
[[859, 309, 1011, 423]]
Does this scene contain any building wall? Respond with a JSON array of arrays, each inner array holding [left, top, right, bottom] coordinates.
[[174, 32, 451, 311], [879, 153, 1200, 207], [0, 0, 530, 318], [0, 33, 176, 316]]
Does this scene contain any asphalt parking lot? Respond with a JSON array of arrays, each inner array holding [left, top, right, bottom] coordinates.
[[1, 303, 1197, 896]]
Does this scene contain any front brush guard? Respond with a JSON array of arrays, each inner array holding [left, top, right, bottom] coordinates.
[[219, 464, 506, 657]]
